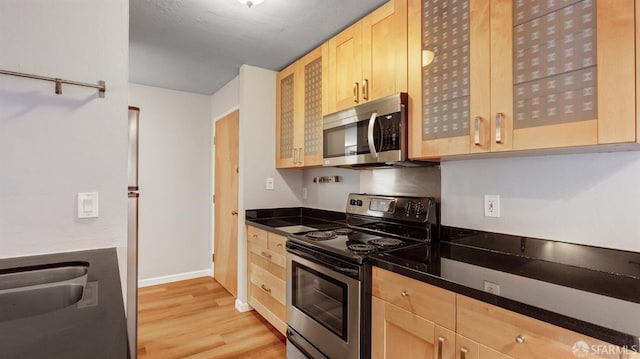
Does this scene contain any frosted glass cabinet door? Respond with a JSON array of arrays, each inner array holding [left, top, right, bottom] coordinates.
[[409, 0, 636, 159], [409, 0, 491, 159], [503, 0, 636, 150], [275, 65, 297, 168]]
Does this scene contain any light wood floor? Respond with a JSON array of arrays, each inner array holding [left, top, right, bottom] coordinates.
[[138, 277, 286, 359]]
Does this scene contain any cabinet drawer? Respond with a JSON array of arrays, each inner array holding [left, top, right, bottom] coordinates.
[[372, 267, 456, 330], [248, 248, 285, 280], [457, 295, 620, 359], [248, 242, 286, 269], [249, 262, 286, 306], [247, 226, 268, 247], [248, 283, 287, 335], [267, 233, 286, 255]]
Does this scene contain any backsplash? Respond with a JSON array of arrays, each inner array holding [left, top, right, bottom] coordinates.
[[441, 151, 640, 252]]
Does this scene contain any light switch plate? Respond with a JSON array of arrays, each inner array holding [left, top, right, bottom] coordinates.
[[484, 194, 500, 217], [265, 177, 274, 190], [78, 192, 99, 218]]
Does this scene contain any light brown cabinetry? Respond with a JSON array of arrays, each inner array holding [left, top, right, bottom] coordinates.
[[455, 334, 514, 359], [372, 267, 456, 359], [456, 295, 622, 359], [373, 267, 633, 359], [275, 44, 327, 168], [246, 225, 287, 335], [327, 0, 408, 113], [409, 0, 637, 159]]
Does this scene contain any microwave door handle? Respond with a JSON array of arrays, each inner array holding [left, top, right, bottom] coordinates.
[[367, 112, 379, 158]]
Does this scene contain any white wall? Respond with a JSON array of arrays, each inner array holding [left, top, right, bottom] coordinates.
[[211, 76, 239, 120], [0, 0, 129, 281], [235, 64, 303, 308], [441, 151, 640, 252], [129, 84, 213, 282], [302, 168, 360, 211]]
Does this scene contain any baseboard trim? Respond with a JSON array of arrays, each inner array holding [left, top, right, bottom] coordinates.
[[235, 299, 252, 313], [138, 269, 212, 287]]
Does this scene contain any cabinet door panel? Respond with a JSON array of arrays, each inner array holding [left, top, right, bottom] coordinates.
[[301, 47, 324, 166], [276, 64, 297, 168], [362, 0, 407, 102], [372, 296, 457, 359], [328, 22, 362, 113], [489, 0, 513, 152]]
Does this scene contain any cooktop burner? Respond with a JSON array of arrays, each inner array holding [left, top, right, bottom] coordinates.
[[333, 228, 353, 235], [347, 243, 377, 253], [370, 238, 404, 247], [306, 231, 336, 240]]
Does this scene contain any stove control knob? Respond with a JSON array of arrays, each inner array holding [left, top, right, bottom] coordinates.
[[414, 203, 425, 216], [404, 201, 414, 216]]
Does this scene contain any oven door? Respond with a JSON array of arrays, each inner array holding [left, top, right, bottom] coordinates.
[[286, 246, 361, 359]]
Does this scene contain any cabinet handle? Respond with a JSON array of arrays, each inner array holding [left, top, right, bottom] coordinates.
[[252, 234, 258, 238], [353, 82, 359, 103], [298, 148, 303, 165], [362, 79, 369, 101], [401, 290, 409, 297], [460, 347, 468, 359], [515, 335, 525, 344], [474, 116, 481, 146], [292, 148, 296, 162], [495, 112, 503, 144], [437, 336, 445, 359], [231, 210, 238, 215], [276, 243, 283, 247], [261, 251, 272, 259], [260, 284, 271, 293]]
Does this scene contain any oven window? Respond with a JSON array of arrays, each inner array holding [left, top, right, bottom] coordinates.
[[291, 262, 348, 341]]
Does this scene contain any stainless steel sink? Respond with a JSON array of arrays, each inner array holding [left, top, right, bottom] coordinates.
[[0, 261, 89, 321]]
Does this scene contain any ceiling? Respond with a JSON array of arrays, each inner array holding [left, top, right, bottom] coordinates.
[[130, 0, 387, 95]]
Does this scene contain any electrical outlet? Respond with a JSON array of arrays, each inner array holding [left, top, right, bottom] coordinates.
[[484, 195, 500, 217], [483, 280, 501, 295]]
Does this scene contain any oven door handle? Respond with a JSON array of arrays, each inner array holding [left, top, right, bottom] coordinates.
[[367, 112, 379, 158], [287, 246, 360, 278]]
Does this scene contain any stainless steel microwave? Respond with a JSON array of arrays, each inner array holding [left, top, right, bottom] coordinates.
[[323, 93, 407, 167]]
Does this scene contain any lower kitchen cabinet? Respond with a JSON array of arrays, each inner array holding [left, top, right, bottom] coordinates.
[[246, 225, 287, 335], [373, 266, 634, 359], [372, 267, 457, 359], [372, 296, 455, 359], [457, 295, 622, 359], [455, 334, 513, 359]]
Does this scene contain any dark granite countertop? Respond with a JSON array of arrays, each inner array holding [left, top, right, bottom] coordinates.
[[245, 207, 346, 236], [246, 209, 640, 351], [0, 248, 129, 359], [370, 226, 640, 351]]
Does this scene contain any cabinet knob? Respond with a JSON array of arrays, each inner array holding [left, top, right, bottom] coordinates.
[[401, 290, 409, 297], [515, 335, 525, 344]]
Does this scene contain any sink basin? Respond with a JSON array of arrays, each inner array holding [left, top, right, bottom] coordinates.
[[275, 225, 318, 233], [0, 261, 89, 322]]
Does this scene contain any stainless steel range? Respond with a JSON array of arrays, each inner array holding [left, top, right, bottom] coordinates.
[[286, 193, 438, 359]]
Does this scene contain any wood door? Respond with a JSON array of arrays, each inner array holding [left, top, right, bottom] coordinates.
[[372, 296, 455, 359], [408, 0, 491, 160], [328, 21, 363, 113], [362, 0, 407, 103], [214, 110, 239, 297], [502, 0, 636, 151]]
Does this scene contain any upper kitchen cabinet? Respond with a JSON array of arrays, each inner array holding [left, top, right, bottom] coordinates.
[[409, 0, 636, 159], [275, 44, 328, 168], [327, 0, 408, 114]]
